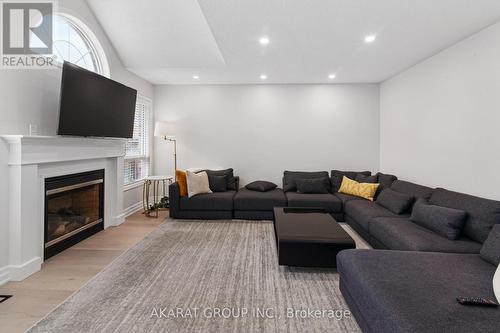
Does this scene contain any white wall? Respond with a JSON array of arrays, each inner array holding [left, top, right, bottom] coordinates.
[[154, 84, 380, 186], [0, 0, 153, 282], [380, 22, 500, 200]]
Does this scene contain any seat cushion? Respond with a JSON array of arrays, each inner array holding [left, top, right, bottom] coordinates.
[[180, 191, 235, 211], [370, 217, 482, 253], [234, 188, 286, 211], [285, 192, 341, 213], [390, 180, 434, 200], [430, 187, 500, 243], [334, 192, 364, 205], [344, 199, 400, 230], [337, 249, 498, 333]]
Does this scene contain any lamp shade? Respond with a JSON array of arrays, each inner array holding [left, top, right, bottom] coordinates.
[[154, 121, 174, 138]]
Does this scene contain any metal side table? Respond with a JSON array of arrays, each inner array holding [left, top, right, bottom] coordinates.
[[142, 175, 173, 217]]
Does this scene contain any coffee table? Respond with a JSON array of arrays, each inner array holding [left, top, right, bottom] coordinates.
[[273, 207, 355, 267]]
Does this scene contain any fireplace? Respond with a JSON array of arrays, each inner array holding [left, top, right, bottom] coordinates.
[[44, 170, 104, 259]]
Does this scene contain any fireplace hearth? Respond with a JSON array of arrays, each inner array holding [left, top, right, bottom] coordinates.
[[44, 170, 104, 259]]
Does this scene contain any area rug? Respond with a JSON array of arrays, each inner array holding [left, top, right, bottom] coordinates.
[[28, 220, 360, 333]]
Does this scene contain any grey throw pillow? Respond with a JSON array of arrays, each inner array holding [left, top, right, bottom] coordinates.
[[376, 188, 415, 214], [246, 181, 277, 192], [410, 200, 467, 240], [295, 178, 329, 194], [480, 224, 500, 266], [208, 175, 227, 192]]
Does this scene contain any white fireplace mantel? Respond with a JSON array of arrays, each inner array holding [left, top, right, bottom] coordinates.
[[1, 135, 126, 282]]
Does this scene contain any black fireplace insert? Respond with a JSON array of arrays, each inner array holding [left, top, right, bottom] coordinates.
[[44, 169, 104, 259]]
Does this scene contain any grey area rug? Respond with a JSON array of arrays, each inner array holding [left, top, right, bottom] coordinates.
[[29, 220, 360, 333]]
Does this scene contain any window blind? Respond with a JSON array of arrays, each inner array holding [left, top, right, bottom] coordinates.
[[124, 97, 151, 185]]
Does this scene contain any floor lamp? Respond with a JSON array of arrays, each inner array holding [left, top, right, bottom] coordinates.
[[154, 121, 177, 180]]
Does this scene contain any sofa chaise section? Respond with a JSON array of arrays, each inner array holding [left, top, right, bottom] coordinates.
[[337, 249, 499, 333], [169, 182, 236, 219]]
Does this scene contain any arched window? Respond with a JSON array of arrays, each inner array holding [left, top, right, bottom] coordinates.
[[52, 13, 110, 77]]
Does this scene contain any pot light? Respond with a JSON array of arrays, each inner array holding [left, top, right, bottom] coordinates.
[[364, 34, 376, 43], [192, 75, 200, 80], [259, 36, 270, 45], [260, 74, 267, 80], [328, 73, 336, 80]]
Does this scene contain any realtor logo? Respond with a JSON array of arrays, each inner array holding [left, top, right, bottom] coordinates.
[[2, 1, 52, 54], [1, 0, 56, 69]]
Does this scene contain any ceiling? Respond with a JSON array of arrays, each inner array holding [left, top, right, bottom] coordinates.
[[87, 0, 500, 85]]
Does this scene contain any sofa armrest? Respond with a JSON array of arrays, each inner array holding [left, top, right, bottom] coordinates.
[[169, 182, 181, 218]]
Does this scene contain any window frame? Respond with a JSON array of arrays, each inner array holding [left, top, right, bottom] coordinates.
[[52, 12, 111, 77], [123, 94, 153, 189]]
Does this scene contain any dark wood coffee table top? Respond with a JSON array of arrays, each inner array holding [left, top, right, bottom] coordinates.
[[273, 207, 354, 244]]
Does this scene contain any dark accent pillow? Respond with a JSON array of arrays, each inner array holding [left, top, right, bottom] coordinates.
[[480, 224, 500, 266], [205, 169, 238, 190], [246, 181, 277, 192], [283, 171, 330, 192], [410, 200, 467, 240], [295, 178, 329, 194], [208, 175, 227, 192], [355, 174, 378, 183], [331, 170, 371, 193], [376, 188, 415, 214]]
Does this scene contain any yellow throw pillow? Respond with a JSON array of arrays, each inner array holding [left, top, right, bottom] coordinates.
[[175, 170, 188, 197], [338, 176, 379, 201]]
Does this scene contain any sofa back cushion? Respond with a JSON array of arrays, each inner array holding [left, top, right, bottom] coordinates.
[[283, 171, 330, 192], [430, 188, 500, 243], [331, 170, 371, 192], [355, 174, 378, 183], [390, 180, 434, 200], [296, 178, 329, 194], [376, 188, 415, 214], [410, 200, 467, 240], [480, 224, 500, 266], [204, 169, 239, 190]]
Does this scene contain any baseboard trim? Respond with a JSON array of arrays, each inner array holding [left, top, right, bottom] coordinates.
[[0, 267, 9, 286], [122, 201, 143, 218], [2, 257, 42, 283]]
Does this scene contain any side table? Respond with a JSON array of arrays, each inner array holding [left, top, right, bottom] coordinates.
[[142, 175, 173, 217]]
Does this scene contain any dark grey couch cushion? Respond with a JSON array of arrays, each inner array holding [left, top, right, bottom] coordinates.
[[480, 224, 500, 265], [337, 249, 498, 333], [295, 178, 329, 194], [376, 172, 398, 189], [376, 188, 415, 214], [286, 192, 341, 213], [330, 170, 371, 193], [334, 192, 364, 205], [179, 191, 236, 211], [370, 217, 481, 253], [245, 181, 277, 192], [205, 169, 239, 190], [282, 171, 330, 192], [355, 174, 378, 183], [234, 188, 286, 211], [430, 188, 500, 243], [344, 199, 401, 230], [390, 180, 434, 200], [208, 175, 227, 192], [410, 200, 467, 240]]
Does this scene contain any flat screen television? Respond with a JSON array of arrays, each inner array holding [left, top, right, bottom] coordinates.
[[57, 62, 138, 138]]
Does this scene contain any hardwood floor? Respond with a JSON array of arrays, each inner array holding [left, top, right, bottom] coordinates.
[[0, 210, 167, 333]]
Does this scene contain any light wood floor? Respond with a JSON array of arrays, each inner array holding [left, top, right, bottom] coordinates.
[[0, 210, 167, 333]]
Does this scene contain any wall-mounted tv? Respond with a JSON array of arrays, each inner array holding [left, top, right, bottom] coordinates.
[[57, 61, 137, 138]]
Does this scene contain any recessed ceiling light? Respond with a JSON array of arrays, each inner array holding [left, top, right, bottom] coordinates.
[[259, 36, 270, 45], [192, 75, 200, 80], [328, 73, 336, 79], [260, 74, 267, 80], [364, 34, 376, 43]]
